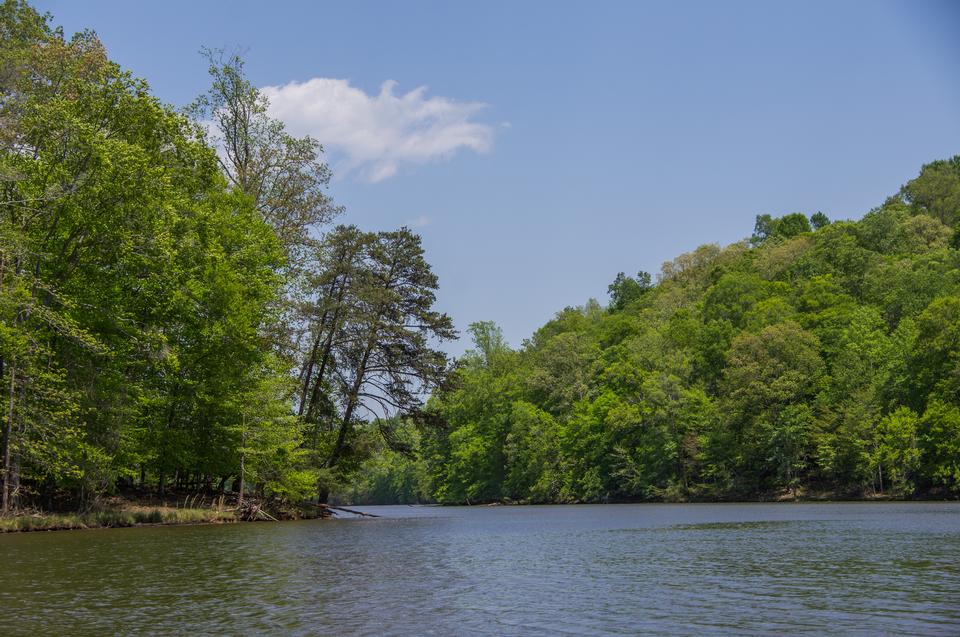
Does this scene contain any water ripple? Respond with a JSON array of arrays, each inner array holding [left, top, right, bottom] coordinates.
[[1, 503, 959, 635]]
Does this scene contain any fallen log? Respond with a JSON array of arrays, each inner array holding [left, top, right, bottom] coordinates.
[[256, 508, 278, 521], [235, 500, 279, 522], [318, 503, 380, 518]]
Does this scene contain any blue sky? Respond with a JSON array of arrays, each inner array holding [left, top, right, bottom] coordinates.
[[37, 0, 960, 352]]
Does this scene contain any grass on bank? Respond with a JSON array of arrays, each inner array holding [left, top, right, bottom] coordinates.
[[0, 507, 237, 532]]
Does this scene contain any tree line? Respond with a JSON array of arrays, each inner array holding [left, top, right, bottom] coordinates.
[[0, 1, 453, 513], [5, 0, 960, 513], [347, 157, 960, 504]]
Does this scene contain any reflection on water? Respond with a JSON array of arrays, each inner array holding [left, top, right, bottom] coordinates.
[[1, 503, 959, 636]]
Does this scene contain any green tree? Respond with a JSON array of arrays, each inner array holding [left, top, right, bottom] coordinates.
[[901, 156, 960, 227], [919, 400, 960, 490], [314, 228, 455, 500], [427, 324, 519, 503], [810, 212, 831, 230], [752, 213, 812, 243], [189, 50, 340, 264], [721, 321, 824, 493], [607, 271, 652, 311], [872, 407, 920, 495], [907, 297, 960, 410], [503, 401, 561, 501], [0, 1, 293, 510]]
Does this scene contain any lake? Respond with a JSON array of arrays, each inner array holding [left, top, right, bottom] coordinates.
[[1, 502, 959, 635]]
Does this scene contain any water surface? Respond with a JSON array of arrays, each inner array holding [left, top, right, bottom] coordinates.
[[1, 502, 959, 635]]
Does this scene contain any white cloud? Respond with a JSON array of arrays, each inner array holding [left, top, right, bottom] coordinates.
[[261, 78, 494, 182]]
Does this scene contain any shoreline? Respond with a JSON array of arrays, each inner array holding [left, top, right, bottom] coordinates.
[[0, 499, 379, 534], [363, 491, 960, 507], [6, 495, 958, 534], [0, 507, 243, 533]]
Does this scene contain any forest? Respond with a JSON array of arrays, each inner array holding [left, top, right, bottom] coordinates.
[[0, 1, 454, 516], [3, 0, 960, 517], [348, 162, 960, 504]]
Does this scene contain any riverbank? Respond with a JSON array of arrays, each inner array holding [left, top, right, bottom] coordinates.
[[6, 488, 953, 533], [376, 486, 957, 507], [0, 495, 385, 532], [0, 506, 239, 533]]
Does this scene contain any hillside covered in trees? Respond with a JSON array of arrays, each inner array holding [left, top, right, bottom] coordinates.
[[346, 157, 960, 504]]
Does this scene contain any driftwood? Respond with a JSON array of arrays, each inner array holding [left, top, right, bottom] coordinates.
[[317, 503, 380, 518], [236, 500, 278, 522], [257, 508, 278, 521]]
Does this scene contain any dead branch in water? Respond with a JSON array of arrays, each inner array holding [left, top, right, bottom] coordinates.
[[236, 500, 278, 522], [318, 503, 380, 518]]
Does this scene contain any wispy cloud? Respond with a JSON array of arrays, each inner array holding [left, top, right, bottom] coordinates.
[[261, 78, 494, 182]]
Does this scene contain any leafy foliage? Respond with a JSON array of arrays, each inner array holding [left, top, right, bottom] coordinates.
[[385, 157, 960, 503], [0, 1, 451, 512]]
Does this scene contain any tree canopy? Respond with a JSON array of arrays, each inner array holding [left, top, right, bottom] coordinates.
[[348, 156, 960, 504], [0, 1, 452, 513]]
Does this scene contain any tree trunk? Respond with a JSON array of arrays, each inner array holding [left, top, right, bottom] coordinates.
[[2, 356, 15, 513], [304, 283, 350, 424], [9, 447, 20, 511], [237, 430, 246, 508], [326, 339, 375, 471], [324, 274, 391, 470], [300, 258, 351, 419], [319, 343, 374, 504], [303, 253, 362, 425], [297, 328, 325, 417], [304, 322, 338, 423]]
